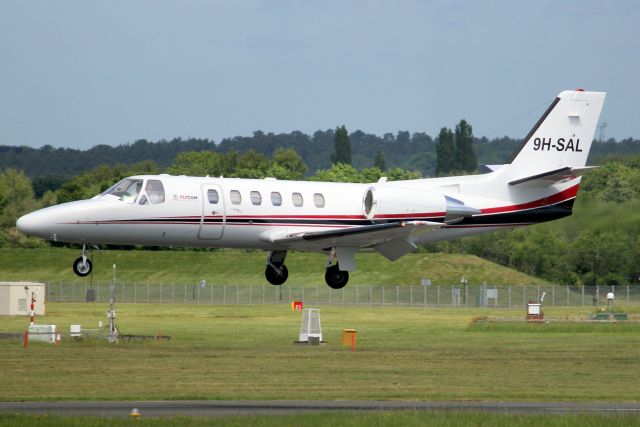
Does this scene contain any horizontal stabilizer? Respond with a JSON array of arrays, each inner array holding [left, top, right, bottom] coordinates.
[[508, 167, 595, 187]]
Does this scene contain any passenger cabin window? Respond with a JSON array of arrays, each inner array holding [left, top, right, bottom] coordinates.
[[250, 191, 262, 205], [292, 192, 303, 207], [102, 178, 143, 204], [230, 190, 242, 205], [270, 192, 282, 206], [313, 193, 325, 208], [207, 189, 219, 204], [145, 180, 165, 204]]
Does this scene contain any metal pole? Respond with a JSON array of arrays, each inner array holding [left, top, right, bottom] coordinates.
[[581, 286, 584, 307], [424, 285, 427, 307], [566, 285, 569, 306], [410, 286, 413, 307], [437, 286, 440, 306], [223, 285, 226, 304], [508, 285, 511, 308], [552, 285, 555, 307], [523, 285, 526, 306], [369, 286, 372, 306], [396, 286, 399, 306], [160, 284, 163, 304]]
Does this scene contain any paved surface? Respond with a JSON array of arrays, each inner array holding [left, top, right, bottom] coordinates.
[[2, 400, 640, 417]]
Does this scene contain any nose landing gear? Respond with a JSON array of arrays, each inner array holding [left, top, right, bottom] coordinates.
[[72, 244, 93, 277]]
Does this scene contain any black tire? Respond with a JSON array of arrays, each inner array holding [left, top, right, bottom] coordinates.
[[265, 264, 288, 286], [325, 264, 349, 289], [73, 257, 92, 277]]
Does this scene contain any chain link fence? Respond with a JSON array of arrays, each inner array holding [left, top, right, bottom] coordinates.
[[44, 282, 640, 308]]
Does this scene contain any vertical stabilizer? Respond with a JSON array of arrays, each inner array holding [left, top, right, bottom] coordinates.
[[508, 90, 606, 181]]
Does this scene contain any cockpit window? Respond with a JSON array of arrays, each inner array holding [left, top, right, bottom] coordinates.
[[145, 180, 165, 204], [101, 178, 143, 203]]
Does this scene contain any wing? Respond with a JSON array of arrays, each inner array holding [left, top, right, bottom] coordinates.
[[262, 220, 442, 261]]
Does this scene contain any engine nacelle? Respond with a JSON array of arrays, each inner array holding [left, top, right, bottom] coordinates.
[[362, 186, 447, 220]]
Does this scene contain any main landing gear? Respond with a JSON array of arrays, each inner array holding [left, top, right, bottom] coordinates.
[[324, 248, 348, 289], [325, 264, 349, 289], [72, 244, 93, 277], [265, 250, 288, 285]]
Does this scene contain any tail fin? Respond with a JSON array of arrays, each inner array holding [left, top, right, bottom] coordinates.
[[507, 89, 606, 182]]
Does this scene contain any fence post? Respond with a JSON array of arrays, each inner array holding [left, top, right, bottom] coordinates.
[[160, 284, 163, 304], [410, 286, 413, 307], [172, 284, 175, 304], [396, 286, 399, 306], [249, 285, 252, 305], [356, 287, 359, 306], [566, 285, 569, 306], [223, 285, 226, 304], [627, 285, 630, 303], [184, 284, 187, 303], [508, 285, 511, 308], [523, 285, 526, 307], [551, 285, 555, 307], [236, 285, 239, 304], [581, 286, 584, 307], [382, 286, 385, 306], [437, 286, 440, 306], [72, 282, 75, 302], [97, 282, 100, 302], [369, 286, 372, 306], [424, 286, 427, 307]]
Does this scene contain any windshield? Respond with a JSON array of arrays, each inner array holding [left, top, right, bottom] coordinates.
[[101, 178, 143, 203]]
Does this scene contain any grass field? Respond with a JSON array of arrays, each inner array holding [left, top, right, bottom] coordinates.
[[3, 412, 640, 427], [1, 303, 639, 402], [0, 248, 547, 286]]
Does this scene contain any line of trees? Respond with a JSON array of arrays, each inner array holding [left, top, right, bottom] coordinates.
[[3, 131, 639, 186]]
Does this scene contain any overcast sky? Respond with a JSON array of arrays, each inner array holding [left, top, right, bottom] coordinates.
[[1, 0, 638, 149]]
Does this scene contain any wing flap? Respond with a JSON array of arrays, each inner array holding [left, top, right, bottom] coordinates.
[[267, 221, 442, 252]]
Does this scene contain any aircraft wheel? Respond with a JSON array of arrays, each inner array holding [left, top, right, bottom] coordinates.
[[265, 264, 288, 286], [325, 264, 349, 289], [73, 257, 92, 277]]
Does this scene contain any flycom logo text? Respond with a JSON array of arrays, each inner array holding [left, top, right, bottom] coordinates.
[[172, 194, 199, 201]]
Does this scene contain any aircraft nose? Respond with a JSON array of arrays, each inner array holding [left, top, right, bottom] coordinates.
[[16, 211, 50, 238]]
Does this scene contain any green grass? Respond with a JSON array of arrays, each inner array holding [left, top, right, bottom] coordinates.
[[2, 412, 640, 427], [1, 303, 639, 402], [0, 248, 547, 286]]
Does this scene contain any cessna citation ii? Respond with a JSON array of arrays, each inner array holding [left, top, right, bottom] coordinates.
[[17, 89, 605, 289]]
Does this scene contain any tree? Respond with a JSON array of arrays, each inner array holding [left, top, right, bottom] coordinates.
[[455, 119, 477, 173], [435, 127, 455, 176], [269, 148, 308, 180], [331, 125, 352, 165], [374, 150, 386, 171], [0, 168, 36, 228]]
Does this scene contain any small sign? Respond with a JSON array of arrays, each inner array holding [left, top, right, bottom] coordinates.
[[421, 279, 431, 286], [291, 301, 303, 311]]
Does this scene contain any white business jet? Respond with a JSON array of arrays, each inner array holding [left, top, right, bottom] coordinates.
[[17, 89, 605, 289]]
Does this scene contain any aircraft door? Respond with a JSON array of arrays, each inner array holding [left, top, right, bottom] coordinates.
[[198, 184, 225, 240]]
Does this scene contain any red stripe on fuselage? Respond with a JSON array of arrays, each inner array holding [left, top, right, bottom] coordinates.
[[479, 184, 579, 215]]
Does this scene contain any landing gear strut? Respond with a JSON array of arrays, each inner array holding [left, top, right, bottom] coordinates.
[[265, 250, 288, 285], [72, 244, 92, 277]]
